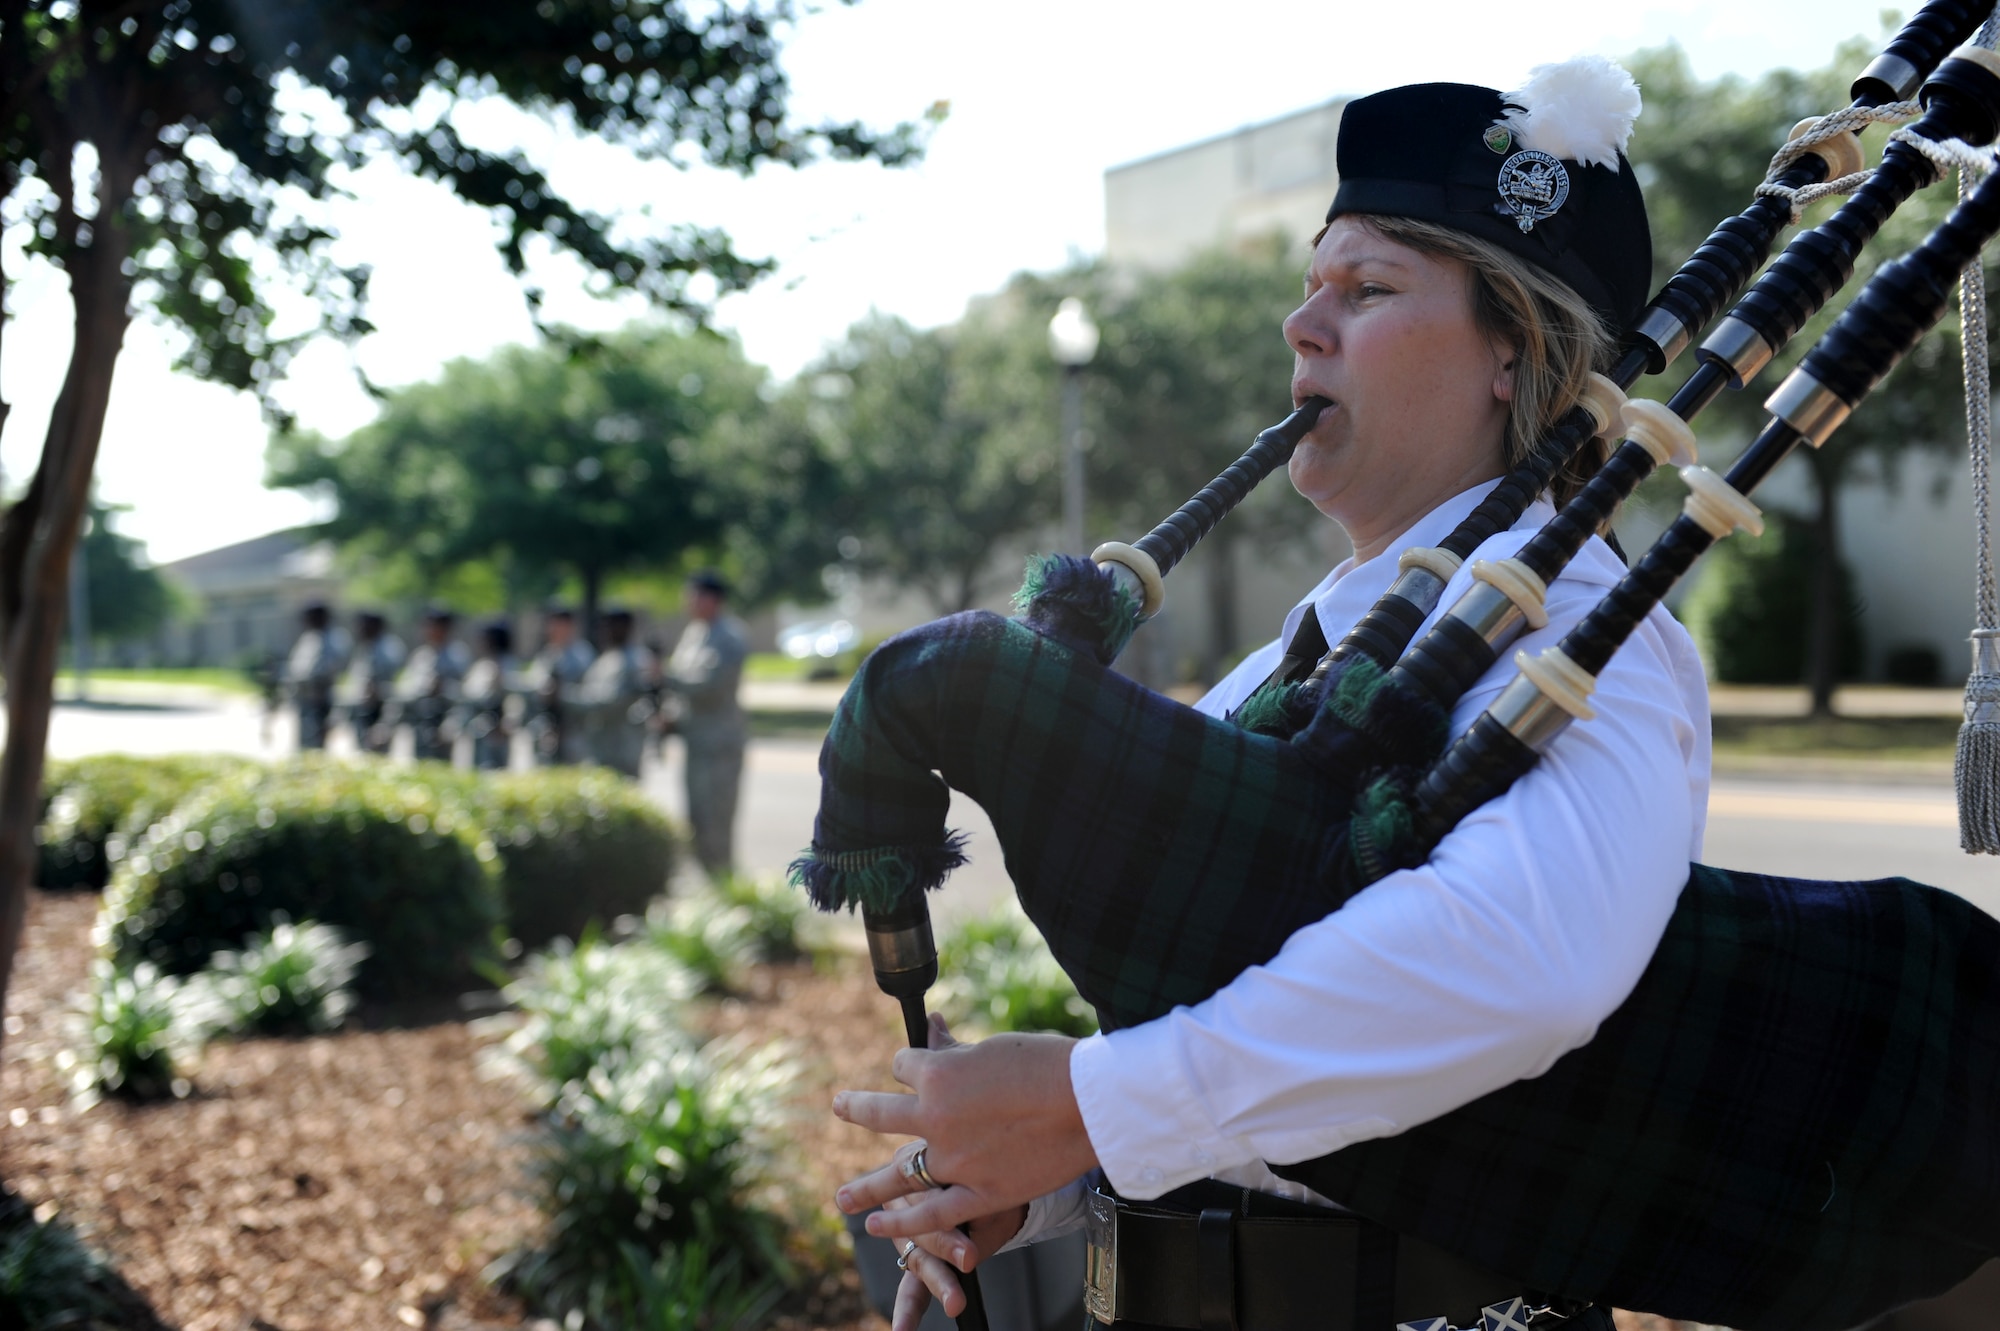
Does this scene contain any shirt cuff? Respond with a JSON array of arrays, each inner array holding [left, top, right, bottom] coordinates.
[[995, 1175, 1090, 1254], [1070, 1024, 1254, 1199]]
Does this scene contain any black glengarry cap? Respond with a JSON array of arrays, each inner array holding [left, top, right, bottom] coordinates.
[[1329, 58, 1652, 332]]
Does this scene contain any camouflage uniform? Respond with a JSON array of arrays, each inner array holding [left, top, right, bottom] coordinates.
[[663, 613, 748, 876]]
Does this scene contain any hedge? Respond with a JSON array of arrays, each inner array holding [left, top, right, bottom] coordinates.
[[469, 769, 677, 949], [38, 754, 257, 890], [98, 764, 501, 998]]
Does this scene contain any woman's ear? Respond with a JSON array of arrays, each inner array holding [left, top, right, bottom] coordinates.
[[1491, 351, 1517, 405]]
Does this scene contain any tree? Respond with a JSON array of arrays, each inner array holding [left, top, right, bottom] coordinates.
[[79, 496, 176, 646], [0, 0, 920, 1052], [1089, 238, 1315, 682], [1627, 40, 1985, 714], [270, 326, 765, 629], [776, 306, 1062, 616]]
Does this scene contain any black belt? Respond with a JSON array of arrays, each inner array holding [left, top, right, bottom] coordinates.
[[1084, 1180, 1594, 1331]]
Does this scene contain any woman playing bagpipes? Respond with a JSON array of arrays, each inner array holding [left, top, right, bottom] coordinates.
[[831, 61, 1693, 1331], [807, 18, 2000, 1331]]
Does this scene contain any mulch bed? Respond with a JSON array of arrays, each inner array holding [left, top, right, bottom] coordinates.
[[1, 887, 901, 1331], [2, 886, 1708, 1331]]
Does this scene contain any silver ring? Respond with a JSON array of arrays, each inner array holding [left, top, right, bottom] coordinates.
[[909, 1146, 943, 1190], [896, 1239, 920, 1270]]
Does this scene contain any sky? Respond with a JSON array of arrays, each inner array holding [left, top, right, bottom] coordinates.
[[0, 0, 1930, 563]]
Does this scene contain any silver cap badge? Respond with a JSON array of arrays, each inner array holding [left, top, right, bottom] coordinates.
[[1496, 149, 1570, 232]]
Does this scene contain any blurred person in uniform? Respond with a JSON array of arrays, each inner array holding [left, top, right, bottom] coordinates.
[[574, 607, 656, 779], [519, 607, 595, 765], [453, 620, 519, 770], [661, 571, 748, 877], [390, 608, 469, 762], [338, 610, 405, 755], [283, 602, 350, 752]]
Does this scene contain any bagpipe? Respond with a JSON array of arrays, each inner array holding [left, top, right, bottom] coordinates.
[[795, 8, 2000, 1328]]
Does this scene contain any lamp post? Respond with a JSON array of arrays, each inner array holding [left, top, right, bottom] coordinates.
[[1047, 296, 1099, 556]]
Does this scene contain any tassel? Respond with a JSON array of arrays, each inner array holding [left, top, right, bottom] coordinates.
[[1957, 630, 2000, 854]]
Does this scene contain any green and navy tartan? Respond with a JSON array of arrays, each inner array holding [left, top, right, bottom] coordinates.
[[793, 563, 2000, 1330]]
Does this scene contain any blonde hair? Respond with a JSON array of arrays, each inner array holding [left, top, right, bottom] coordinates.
[[1326, 215, 1617, 509]]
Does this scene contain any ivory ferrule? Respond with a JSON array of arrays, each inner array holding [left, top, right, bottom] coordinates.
[[1489, 673, 1578, 751], [1093, 542, 1165, 619], [1446, 581, 1529, 648], [1633, 305, 1692, 371], [1765, 368, 1852, 447], [1858, 51, 1923, 101], [1699, 315, 1776, 387]]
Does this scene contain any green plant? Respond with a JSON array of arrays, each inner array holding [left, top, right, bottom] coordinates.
[[644, 892, 757, 995], [98, 764, 500, 998], [933, 905, 1098, 1038], [37, 754, 255, 891], [499, 933, 699, 1095], [198, 920, 368, 1037], [591, 1240, 785, 1331], [0, 1194, 121, 1327], [709, 876, 809, 964], [472, 768, 678, 948], [506, 1040, 795, 1323], [71, 960, 205, 1101]]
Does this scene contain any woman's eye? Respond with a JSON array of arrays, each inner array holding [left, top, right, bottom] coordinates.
[[1356, 283, 1391, 299]]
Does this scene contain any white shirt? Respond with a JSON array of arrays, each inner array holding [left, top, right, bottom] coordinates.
[[1005, 482, 1709, 1249]]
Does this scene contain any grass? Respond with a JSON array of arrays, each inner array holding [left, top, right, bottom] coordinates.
[[1710, 714, 1959, 763], [56, 667, 263, 697]]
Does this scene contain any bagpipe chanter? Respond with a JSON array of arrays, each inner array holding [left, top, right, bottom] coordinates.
[[795, 7, 2000, 1327]]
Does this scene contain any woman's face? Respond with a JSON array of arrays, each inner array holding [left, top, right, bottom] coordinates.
[[1285, 217, 1515, 561]]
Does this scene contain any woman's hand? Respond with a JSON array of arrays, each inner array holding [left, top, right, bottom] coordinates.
[[833, 1013, 1099, 1239], [881, 1189, 1028, 1331]]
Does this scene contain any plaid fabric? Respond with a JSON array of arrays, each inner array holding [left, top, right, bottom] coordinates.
[[800, 612, 2000, 1329]]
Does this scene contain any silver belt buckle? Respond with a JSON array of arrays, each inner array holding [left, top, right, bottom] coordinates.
[[1084, 1188, 1120, 1324]]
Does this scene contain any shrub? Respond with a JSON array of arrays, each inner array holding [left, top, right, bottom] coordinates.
[[586, 1241, 783, 1331], [498, 933, 700, 1094], [710, 875, 808, 964], [37, 754, 254, 890], [98, 764, 500, 998], [933, 905, 1098, 1038], [645, 892, 757, 995], [0, 1195, 121, 1327], [70, 959, 204, 1101], [506, 1040, 795, 1323], [197, 920, 368, 1037], [1682, 511, 1865, 684], [471, 768, 677, 948]]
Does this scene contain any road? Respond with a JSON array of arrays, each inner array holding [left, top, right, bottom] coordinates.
[[19, 686, 1998, 924]]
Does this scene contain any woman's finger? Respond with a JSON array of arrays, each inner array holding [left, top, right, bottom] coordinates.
[[891, 1267, 933, 1331], [832, 1087, 923, 1135], [902, 1243, 967, 1320], [927, 1011, 959, 1050], [864, 1184, 990, 1240], [836, 1141, 932, 1215]]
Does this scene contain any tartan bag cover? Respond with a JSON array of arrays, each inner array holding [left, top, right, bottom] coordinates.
[[796, 597, 2000, 1330]]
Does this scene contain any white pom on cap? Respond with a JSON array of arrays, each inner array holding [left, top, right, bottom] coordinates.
[[1499, 56, 1642, 169]]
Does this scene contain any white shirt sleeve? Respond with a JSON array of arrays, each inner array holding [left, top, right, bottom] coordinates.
[[1069, 556, 1709, 1199]]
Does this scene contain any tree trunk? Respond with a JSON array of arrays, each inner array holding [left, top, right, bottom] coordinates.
[[1201, 526, 1237, 687], [1804, 450, 1842, 719], [0, 244, 133, 1048]]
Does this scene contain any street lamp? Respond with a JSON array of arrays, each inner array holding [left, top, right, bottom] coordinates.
[[1047, 297, 1099, 556]]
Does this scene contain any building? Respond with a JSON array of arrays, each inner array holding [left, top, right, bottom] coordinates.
[[1105, 98, 1343, 273], [156, 530, 341, 667]]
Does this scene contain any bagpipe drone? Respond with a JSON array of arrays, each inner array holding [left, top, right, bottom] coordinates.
[[794, 7, 2000, 1328]]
